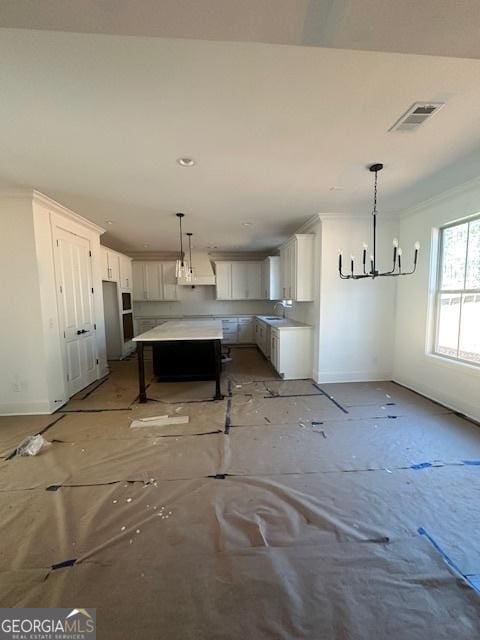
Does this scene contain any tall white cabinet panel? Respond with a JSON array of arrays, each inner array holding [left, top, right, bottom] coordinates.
[[279, 234, 314, 302]]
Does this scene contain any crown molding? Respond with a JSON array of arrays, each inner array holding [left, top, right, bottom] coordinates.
[[394, 175, 480, 220], [32, 190, 106, 234]]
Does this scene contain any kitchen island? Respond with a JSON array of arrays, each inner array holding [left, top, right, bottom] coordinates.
[[133, 319, 223, 402]]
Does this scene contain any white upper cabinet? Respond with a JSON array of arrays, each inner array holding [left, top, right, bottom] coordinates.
[[119, 254, 132, 291], [101, 246, 129, 286], [215, 261, 264, 300], [215, 262, 232, 300], [279, 234, 314, 301], [132, 261, 178, 301], [263, 256, 281, 300]]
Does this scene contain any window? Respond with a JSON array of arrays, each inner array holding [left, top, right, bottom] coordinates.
[[434, 216, 480, 365]]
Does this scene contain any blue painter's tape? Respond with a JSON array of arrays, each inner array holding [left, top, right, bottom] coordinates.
[[462, 460, 480, 466], [411, 462, 433, 470], [418, 528, 480, 596], [466, 575, 480, 591]]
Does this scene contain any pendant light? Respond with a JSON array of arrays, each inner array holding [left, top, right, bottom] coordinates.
[[186, 232, 194, 279], [175, 212, 189, 281], [338, 163, 420, 279]]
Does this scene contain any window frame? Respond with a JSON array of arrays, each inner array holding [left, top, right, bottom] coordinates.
[[433, 214, 480, 367]]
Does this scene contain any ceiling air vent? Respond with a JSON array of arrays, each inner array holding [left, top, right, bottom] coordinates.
[[389, 102, 445, 132]]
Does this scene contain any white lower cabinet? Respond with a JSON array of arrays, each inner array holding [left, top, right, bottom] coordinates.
[[255, 318, 270, 358], [270, 327, 313, 379]]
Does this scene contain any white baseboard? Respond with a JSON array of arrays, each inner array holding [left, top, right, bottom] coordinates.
[[0, 401, 55, 416], [313, 370, 392, 384], [392, 375, 480, 422]]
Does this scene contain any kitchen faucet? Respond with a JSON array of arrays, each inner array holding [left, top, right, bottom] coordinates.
[[273, 301, 287, 319]]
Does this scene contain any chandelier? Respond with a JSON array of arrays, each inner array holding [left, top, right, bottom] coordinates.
[[338, 163, 420, 280]]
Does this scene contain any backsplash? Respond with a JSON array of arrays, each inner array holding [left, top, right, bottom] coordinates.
[[133, 285, 276, 317]]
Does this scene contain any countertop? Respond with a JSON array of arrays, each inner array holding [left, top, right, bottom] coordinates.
[[133, 319, 223, 342], [255, 315, 312, 329]]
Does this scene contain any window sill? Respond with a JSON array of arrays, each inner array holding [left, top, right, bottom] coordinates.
[[425, 352, 480, 375]]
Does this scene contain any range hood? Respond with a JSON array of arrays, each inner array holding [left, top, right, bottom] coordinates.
[[176, 252, 216, 286]]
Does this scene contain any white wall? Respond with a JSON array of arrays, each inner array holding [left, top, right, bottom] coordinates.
[[134, 284, 276, 318], [285, 216, 397, 383], [316, 216, 398, 383], [0, 194, 51, 414], [393, 179, 480, 420]]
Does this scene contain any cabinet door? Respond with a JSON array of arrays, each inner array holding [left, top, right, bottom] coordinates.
[[280, 247, 288, 300], [145, 263, 162, 300], [231, 262, 248, 299], [120, 255, 132, 290], [161, 261, 178, 300], [215, 262, 232, 300], [100, 246, 109, 281], [132, 263, 146, 300], [238, 318, 253, 343], [107, 251, 120, 283], [246, 262, 262, 299]]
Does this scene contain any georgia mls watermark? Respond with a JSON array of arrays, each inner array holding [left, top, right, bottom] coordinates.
[[0, 608, 96, 640]]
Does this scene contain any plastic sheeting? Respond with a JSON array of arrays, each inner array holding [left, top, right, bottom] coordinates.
[[1, 347, 479, 638]]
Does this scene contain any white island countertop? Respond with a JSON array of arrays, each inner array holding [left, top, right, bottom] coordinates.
[[133, 319, 223, 342]]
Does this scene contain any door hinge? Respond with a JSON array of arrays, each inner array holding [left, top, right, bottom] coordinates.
[[66, 374, 70, 381], [94, 323, 97, 330], [59, 285, 63, 293], [91, 287, 94, 294], [63, 331, 66, 338], [96, 358, 99, 365], [89, 250, 92, 257], [56, 239, 59, 247]]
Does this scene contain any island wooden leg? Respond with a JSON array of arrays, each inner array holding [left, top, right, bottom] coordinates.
[[213, 339, 223, 400], [137, 342, 147, 403]]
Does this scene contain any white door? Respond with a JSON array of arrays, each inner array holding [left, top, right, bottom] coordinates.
[[56, 228, 97, 396], [232, 262, 248, 299]]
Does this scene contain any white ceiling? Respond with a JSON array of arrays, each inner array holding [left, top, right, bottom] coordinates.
[[2, 0, 480, 59], [1, 28, 480, 252]]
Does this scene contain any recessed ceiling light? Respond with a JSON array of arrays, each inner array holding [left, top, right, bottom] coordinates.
[[242, 222, 253, 227], [105, 220, 115, 225], [177, 157, 195, 167], [329, 186, 343, 191], [143, 243, 150, 248]]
